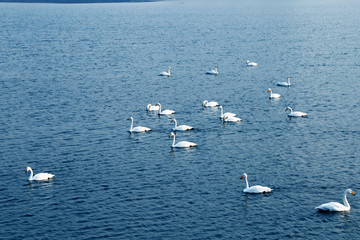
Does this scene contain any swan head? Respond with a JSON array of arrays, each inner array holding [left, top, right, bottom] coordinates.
[[347, 189, 356, 196], [156, 103, 161, 106], [169, 132, 175, 138], [25, 166, 31, 173], [240, 173, 247, 179], [170, 119, 176, 123], [246, 60, 250, 64], [267, 88, 271, 92], [288, 76, 292, 79], [146, 104, 151, 110], [218, 106, 223, 110], [127, 117, 133, 120], [285, 107, 291, 112], [202, 100, 208, 106]]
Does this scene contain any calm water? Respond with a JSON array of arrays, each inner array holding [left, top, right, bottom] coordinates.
[[1, 0, 360, 239]]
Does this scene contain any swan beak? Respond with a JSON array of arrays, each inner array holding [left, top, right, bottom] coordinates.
[[352, 192, 356, 196], [25, 169, 29, 173], [169, 134, 171, 138], [127, 118, 130, 120], [170, 120, 173, 123], [240, 175, 244, 179]]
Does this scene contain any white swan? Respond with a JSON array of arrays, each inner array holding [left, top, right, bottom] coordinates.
[[219, 106, 236, 118], [316, 189, 355, 212], [277, 76, 292, 87], [156, 103, 175, 115], [206, 65, 219, 75], [146, 104, 159, 111], [240, 173, 272, 193], [26, 166, 54, 181], [267, 88, 281, 99], [127, 117, 151, 132], [169, 132, 197, 148], [159, 67, 171, 76], [285, 106, 307, 117], [202, 100, 219, 107], [223, 115, 242, 122], [246, 60, 258, 67], [171, 119, 194, 131]]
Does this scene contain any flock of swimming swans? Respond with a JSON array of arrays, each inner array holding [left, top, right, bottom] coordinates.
[[155, 61, 355, 212], [25, 61, 354, 213]]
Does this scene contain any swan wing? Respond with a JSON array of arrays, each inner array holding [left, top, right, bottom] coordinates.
[[225, 116, 242, 122], [289, 112, 307, 117], [174, 125, 194, 131], [159, 72, 170, 76], [131, 126, 152, 132], [32, 173, 55, 181], [244, 185, 272, 193], [160, 109, 175, 115], [271, 93, 281, 98], [206, 70, 218, 75], [174, 141, 197, 148], [224, 112, 237, 117], [316, 202, 349, 212], [207, 101, 219, 107], [148, 105, 159, 111], [276, 82, 289, 87]]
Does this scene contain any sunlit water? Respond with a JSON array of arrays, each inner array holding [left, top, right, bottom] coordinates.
[[1, 0, 360, 239]]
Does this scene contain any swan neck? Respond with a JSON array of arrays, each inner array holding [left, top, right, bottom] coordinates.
[[168, 68, 171, 74], [130, 118, 133, 131], [220, 107, 223, 116], [158, 104, 161, 113], [172, 135, 176, 147], [28, 168, 33, 181], [245, 175, 249, 189], [288, 77, 291, 85], [269, 89, 273, 97], [174, 119, 177, 128], [343, 191, 350, 209]]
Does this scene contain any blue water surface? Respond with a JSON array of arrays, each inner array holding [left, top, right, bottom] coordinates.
[[0, 0, 360, 239]]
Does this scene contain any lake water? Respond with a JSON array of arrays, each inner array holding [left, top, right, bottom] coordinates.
[[1, 0, 360, 239]]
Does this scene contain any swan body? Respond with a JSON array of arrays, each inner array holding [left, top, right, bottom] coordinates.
[[127, 117, 151, 132], [202, 100, 219, 107], [146, 104, 159, 111], [223, 115, 242, 122], [246, 60, 258, 67], [26, 166, 54, 181], [171, 119, 194, 131], [316, 189, 355, 212], [159, 67, 172, 76], [156, 103, 175, 115], [277, 76, 292, 87], [219, 106, 236, 118], [267, 88, 280, 99], [169, 132, 197, 148], [240, 173, 272, 193], [285, 106, 307, 117], [206, 65, 219, 75]]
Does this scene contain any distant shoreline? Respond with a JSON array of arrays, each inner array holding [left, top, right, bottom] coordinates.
[[0, 0, 160, 3]]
